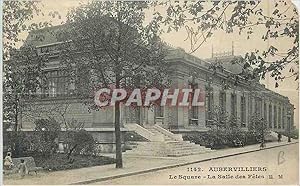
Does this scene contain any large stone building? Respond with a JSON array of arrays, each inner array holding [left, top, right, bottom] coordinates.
[[19, 26, 295, 155]]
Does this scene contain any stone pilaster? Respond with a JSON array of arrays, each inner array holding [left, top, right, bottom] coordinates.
[[273, 103, 277, 129], [164, 106, 178, 129], [282, 106, 286, 130], [177, 107, 185, 129], [252, 96, 256, 116], [247, 94, 252, 123], [236, 91, 242, 124], [265, 101, 269, 128], [148, 107, 155, 124], [270, 103, 274, 129], [212, 85, 220, 107], [278, 105, 281, 129], [183, 106, 189, 127], [244, 92, 249, 127]]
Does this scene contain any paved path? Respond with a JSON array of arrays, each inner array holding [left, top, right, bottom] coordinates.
[[96, 143, 299, 185], [3, 141, 298, 185]]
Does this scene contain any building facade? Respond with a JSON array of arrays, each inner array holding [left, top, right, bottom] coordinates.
[[19, 28, 295, 152]]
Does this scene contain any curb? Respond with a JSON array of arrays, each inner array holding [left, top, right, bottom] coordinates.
[[71, 142, 298, 185]]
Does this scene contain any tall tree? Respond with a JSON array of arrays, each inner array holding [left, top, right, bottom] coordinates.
[[152, 1, 298, 86], [57, 1, 169, 168], [3, 1, 51, 59], [3, 1, 55, 156]]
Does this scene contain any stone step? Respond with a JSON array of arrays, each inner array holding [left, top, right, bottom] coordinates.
[[147, 128, 175, 141], [168, 150, 208, 156], [167, 151, 212, 157], [168, 146, 206, 151], [124, 126, 213, 157], [166, 142, 202, 148], [125, 143, 213, 155]]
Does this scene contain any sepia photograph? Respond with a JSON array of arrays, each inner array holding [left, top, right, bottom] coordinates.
[[1, 0, 299, 185]]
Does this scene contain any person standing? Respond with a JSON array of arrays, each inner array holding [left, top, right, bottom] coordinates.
[[18, 159, 28, 178], [278, 133, 282, 142], [4, 152, 13, 170]]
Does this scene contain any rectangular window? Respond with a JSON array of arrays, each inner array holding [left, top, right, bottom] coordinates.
[[231, 93, 237, 117], [219, 91, 226, 112], [255, 98, 262, 117], [264, 102, 267, 121], [278, 107, 281, 129], [249, 96, 253, 117], [155, 106, 164, 117], [269, 104, 272, 128], [191, 106, 198, 119], [42, 70, 69, 98], [274, 105, 277, 128], [241, 95, 246, 127], [205, 87, 213, 125]]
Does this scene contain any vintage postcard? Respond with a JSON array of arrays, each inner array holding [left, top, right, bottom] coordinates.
[[1, 0, 299, 185]]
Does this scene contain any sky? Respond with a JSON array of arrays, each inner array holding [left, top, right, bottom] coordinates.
[[18, 0, 299, 128]]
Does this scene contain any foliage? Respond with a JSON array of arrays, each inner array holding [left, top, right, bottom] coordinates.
[[183, 130, 258, 150], [56, 1, 171, 168], [3, 1, 50, 130], [23, 152, 115, 171], [2, 1, 51, 59], [152, 1, 299, 86], [290, 128, 299, 139], [3, 0, 63, 130], [3, 45, 48, 131], [203, 106, 245, 148], [3, 1, 57, 157], [3, 131, 31, 157], [248, 113, 269, 142], [57, 1, 170, 106], [59, 119, 96, 161], [64, 129, 96, 161], [278, 129, 299, 139], [29, 118, 61, 156]]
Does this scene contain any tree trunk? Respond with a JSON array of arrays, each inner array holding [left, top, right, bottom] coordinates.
[[67, 144, 78, 160], [114, 100, 123, 168], [13, 95, 20, 157], [114, 74, 123, 168]]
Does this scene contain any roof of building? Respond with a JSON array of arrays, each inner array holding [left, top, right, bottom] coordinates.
[[23, 25, 290, 102], [205, 55, 246, 75], [24, 24, 65, 47]]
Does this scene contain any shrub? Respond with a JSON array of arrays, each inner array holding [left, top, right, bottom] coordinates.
[[248, 113, 269, 142], [64, 129, 96, 160], [3, 131, 31, 157], [23, 152, 115, 171], [183, 130, 259, 149], [62, 119, 96, 160], [29, 118, 61, 156]]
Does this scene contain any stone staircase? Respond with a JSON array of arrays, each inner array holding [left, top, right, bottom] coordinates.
[[146, 127, 174, 141], [124, 124, 214, 157]]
